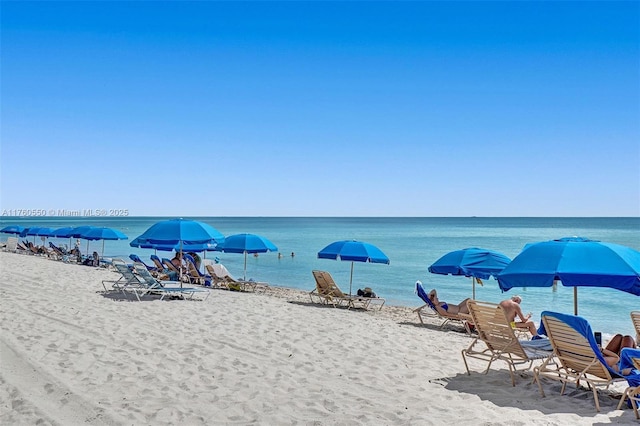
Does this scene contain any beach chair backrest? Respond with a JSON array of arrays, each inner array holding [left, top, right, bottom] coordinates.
[[632, 311, 640, 344], [541, 312, 615, 381], [132, 262, 163, 288], [467, 300, 527, 359], [416, 281, 438, 312], [150, 255, 164, 270], [312, 270, 346, 298]]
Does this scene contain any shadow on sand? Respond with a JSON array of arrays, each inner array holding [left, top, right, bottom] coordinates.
[[437, 369, 634, 423]]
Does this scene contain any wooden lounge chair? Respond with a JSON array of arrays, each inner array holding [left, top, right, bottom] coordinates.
[[533, 311, 626, 412], [310, 270, 385, 310], [413, 281, 471, 332], [183, 254, 212, 286], [632, 311, 640, 344], [462, 300, 551, 386], [204, 263, 267, 292]]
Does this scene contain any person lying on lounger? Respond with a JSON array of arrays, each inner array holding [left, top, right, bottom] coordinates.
[[428, 289, 470, 315], [602, 334, 637, 371]]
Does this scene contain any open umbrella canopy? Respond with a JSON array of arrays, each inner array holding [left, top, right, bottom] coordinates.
[[80, 227, 128, 241], [20, 227, 55, 237], [130, 239, 218, 252], [318, 240, 390, 264], [429, 247, 511, 299], [80, 227, 128, 257], [70, 226, 96, 238], [318, 240, 390, 296], [131, 218, 225, 247], [217, 233, 278, 254], [52, 227, 76, 238], [130, 219, 225, 284], [215, 233, 278, 280], [497, 237, 640, 314], [0, 225, 25, 235]]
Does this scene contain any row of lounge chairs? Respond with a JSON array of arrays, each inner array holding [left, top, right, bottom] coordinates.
[[127, 254, 268, 293], [453, 297, 640, 415], [102, 259, 210, 301], [3, 236, 96, 264]]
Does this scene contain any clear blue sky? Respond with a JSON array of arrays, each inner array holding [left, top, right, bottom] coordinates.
[[2, 1, 638, 217]]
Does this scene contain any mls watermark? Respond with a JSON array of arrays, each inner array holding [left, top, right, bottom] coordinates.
[[1, 209, 130, 217]]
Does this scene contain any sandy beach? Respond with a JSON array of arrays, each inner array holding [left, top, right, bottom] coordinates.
[[0, 251, 636, 425]]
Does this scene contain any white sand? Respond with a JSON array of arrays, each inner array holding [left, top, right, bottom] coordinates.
[[0, 251, 636, 425]]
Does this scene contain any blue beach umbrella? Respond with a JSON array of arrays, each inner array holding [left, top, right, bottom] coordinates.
[[130, 218, 225, 283], [67, 226, 96, 254], [428, 247, 511, 299], [497, 237, 640, 315], [0, 225, 25, 235], [52, 227, 75, 238], [318, 240, 390, 296], [215, 233, 278, 280], [51, 226, 76, 249], [80, 227, 128, 257], [131, 218, 225, 247], [20, 227, 54, 243]]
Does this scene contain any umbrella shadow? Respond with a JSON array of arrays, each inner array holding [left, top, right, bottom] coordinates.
[[397, 320, 471, 335], [439, 370, 630, 420], [287, 300, 370, 312], [98, 290, 202, 302]]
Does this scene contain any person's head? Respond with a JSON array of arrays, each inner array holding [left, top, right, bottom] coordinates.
[[511, 295, 522, 304], [428, 289, 437, 300], [174, 252, 182, 259]]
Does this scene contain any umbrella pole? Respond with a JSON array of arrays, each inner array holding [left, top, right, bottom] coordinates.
[[102, 240, 105, 258], [349, 261, 354, 296], [574, 287, 578, 315], [471, 277, 475, 300], [243, 251, 247, 280]]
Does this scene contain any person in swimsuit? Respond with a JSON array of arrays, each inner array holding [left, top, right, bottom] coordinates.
[[428, 289, 470, 315]]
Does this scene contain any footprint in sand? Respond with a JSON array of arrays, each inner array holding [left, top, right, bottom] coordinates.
[[44, 383, 55, 394]]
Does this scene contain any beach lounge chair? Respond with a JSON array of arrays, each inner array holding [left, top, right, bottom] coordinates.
[[48, 242, 69, 261], [413, 281, 471, 332], [204, 264, 231, 290], [150, 255, 166, 271], [461, 300, 551, 386], [310, 270, 385, 310], [533, 311, 627, 411], [102, 258, 143, 292], [183, 254, 212, 286], [632, 311, 640, 344], [130, 262, 210, 301], [3, 237, 18, 252], [204, 263, 268, 292], [616, 347, 640, 419], [129, 254, 157, 271]]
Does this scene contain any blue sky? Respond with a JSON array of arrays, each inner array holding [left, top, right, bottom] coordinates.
[[1, 1, 638, 217]]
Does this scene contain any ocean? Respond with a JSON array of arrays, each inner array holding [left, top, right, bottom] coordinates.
[[1, 216, 638, 338]]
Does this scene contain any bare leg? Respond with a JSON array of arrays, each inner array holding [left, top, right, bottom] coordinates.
[[605, 334, 623, 353], [458, 298, 471, 314]]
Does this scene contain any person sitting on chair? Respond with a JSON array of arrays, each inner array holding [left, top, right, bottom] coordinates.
[[499, 295, 540, 337], [428, 289, 470, 315]]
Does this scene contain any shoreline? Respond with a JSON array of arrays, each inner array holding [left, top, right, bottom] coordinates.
[[0, 251, 636, 425]]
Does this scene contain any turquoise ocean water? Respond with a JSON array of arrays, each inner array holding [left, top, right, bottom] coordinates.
[[1, 216, 638, 338]]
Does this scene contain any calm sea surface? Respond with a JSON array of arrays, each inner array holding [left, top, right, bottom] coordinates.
[[2, 217, 638, 338]]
